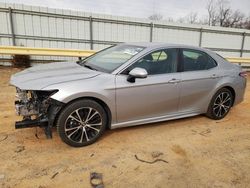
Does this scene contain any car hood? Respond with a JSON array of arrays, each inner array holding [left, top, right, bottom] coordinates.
[[10, 62, 100, 90]]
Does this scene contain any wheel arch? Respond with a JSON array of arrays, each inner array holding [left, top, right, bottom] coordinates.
[[206, 84, 236, 113], [53, 96, 113, 129], [222, 86, 236, 106], [206, 85, 236, 119], [212, 85, 236, 105]]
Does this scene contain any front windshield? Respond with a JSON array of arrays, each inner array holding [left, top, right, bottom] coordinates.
[[81, 45, 145, 73]]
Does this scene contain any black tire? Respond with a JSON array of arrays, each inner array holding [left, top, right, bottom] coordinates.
[[57, 99, 107, 147], [206, 88, 233, 120]]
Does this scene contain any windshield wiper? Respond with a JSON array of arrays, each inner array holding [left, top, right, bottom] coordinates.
[[83, 64, 97, 71]]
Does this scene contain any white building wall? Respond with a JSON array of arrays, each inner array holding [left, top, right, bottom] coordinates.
[[0, 2, 250, 62]]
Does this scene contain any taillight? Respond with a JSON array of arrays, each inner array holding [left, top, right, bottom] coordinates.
[[239, 71, 247, 78]]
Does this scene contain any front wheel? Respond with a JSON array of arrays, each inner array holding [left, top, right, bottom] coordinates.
[[57, 99, 107, 147], [206, 88, 233, 120]]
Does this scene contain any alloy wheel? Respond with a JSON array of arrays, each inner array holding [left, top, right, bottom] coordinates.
[[213, 91, 232, 118], [64, 107, 102, 144]]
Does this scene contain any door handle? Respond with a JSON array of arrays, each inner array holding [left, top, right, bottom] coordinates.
[[168, 78, 181, 84]]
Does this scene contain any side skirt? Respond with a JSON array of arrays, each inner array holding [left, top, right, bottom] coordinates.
[[110, 111, 201, 129]]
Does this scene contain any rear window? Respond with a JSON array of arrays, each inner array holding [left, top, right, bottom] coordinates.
[[182, 49, 217, 71]]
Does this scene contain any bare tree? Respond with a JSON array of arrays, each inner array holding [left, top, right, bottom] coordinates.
[[177, 17, 185, 23], [165, 17, 174, 22], [244, 17, 250, 29], [227, 10, 245, 27], [205, 0, 248, 29], [148, 14, 163, 21], [186, 12, 198, 24], [176, 12, 198, 24], [217, 0, 231, 26], [206, 0, 217, 25]]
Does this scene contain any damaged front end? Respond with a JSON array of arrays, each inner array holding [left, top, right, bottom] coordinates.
[[15, 88, 63, 138]]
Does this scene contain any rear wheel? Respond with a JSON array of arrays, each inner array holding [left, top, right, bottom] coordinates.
[[57, 99, 107, 147], [206, 88, 233, 120]]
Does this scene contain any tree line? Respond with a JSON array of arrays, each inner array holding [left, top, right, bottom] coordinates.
[[148, 0, 250, 30]]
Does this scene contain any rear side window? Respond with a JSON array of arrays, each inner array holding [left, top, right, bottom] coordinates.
[[181, 49, 217, 71]]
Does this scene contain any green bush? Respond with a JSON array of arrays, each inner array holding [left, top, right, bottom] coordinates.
[[11, 54, 31, 68]]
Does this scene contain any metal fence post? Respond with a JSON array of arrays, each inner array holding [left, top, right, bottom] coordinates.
[[89, 16, 93, 50], [199, 28, 203, 47], [150, 22, 153, 42], [240, 32, 245, 57], [8, 7, 16, 46]]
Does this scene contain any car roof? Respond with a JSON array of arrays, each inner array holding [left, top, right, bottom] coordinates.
[[120, 42, 209, 52]]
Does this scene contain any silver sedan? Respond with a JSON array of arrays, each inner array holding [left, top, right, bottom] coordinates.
[[10, 43, 247, 147]]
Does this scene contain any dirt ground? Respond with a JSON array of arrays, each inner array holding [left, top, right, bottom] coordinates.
[[0, 66, 249, 188]]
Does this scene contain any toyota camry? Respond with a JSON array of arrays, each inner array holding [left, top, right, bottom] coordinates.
[[10, 43, 247, 147]]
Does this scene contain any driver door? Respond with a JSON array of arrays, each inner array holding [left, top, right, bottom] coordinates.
[[115, 48, 181, 124]]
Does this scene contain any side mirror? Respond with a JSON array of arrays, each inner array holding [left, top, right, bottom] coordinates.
[[127, 67, 148, 83]]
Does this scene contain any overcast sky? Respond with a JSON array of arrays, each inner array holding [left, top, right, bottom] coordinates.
[[0, 0, 250, 20]]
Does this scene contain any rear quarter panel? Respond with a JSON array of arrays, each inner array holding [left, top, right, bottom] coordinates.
[[208, 52, 246, 106]]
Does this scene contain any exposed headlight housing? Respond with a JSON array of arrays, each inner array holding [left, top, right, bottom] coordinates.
[[15, 88, 59, 117]]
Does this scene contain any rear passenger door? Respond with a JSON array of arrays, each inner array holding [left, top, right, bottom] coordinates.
[[179, 48, 219, 113]]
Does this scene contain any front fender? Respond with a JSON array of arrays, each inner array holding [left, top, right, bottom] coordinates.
[[42, 73, 116, 122]]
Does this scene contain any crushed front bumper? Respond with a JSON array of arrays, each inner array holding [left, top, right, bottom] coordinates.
[[14, 88, 63, 138]]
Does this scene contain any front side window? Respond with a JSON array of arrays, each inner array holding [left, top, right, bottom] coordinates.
[[81, 45, 145, 73], [125, 48, 178, 75], [182, 49, 217, 71]]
